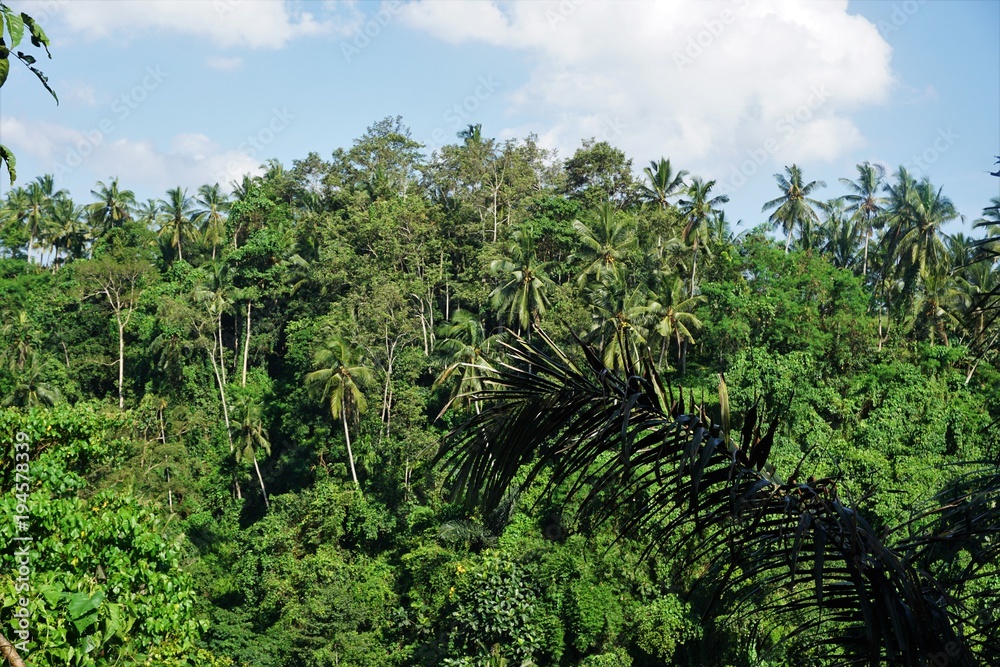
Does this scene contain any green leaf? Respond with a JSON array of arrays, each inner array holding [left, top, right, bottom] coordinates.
[[0, 54, 8, 87], [21, 13, 52, 56], [67, 591, 98, 619], [73, 611, 99, 634], [1, 5, 22, 47]]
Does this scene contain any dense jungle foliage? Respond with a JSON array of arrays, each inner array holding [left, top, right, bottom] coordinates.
[[1, 114, 999, 665]]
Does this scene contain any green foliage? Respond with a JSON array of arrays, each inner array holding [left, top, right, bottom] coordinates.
[[0, 121, 997, 666]]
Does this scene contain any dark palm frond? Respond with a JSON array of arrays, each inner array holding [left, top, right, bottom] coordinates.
[[437, 328, 991, 666]]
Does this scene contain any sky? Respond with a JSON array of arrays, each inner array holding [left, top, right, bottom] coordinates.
[[1, 0, 998, 234]]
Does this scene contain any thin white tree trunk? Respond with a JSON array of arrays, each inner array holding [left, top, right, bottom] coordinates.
[[207, 335, 235, 454], [342, 411, 361, 492], [252, 452, 269, 508], [117, 320, 125, 409], [242, 301, 251, 387]]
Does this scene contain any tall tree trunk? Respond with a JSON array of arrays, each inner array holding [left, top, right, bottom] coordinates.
[[217, 318, 227, 386], [862, 225, 870, 277], [117, 319, 125, 409], [208, 338, 233, 444], [241, 302, 251, 387], [342, 411, 361, 492], [785, 225, 794, 253], [252, 452, 269, 508], [690, 239, 699, 297]]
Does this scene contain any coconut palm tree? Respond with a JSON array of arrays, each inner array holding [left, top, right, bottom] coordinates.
[[2, 353, 62, 407], [649, 274, 705, 372], [586, 273, 654, 372], [305, 335, 374, 491], [434, 310, 499, 414], [438, 330, 1000, 667], [157, 186, 198, 263], [50, 195, 88, 266], [885, 175, 957, 288], [639, 158, 688, 209], [762, 165, 826, 253], [571, 201, 636, 286], [490, 229, 553, 335], [819, 198, 861, 270], [136, 198, 159, 229], [21, 174, 64, 263], [840, 162, 887, 276], [231, 393, 271, 508], [194, 183, 230, 260], [89, 178, 136, 235], [678, 177, 729, 295]]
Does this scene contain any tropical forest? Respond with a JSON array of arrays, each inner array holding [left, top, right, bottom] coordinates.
[[2, 3, 1000, 667]]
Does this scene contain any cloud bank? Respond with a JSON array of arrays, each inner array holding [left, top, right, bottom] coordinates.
[[401, 0, 894, 177]]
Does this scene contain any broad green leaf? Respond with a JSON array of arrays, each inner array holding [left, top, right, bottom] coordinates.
[[0, 54, 8, 87], [67, 591, 98, 619], [73, 611, 99, 634], [1, 5, 22, 47]]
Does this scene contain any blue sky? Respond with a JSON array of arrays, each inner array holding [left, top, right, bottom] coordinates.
[[1, 0, 997, 234]]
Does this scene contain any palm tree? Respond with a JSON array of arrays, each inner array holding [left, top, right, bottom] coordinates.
[[0, 186, 29, 258], [762, 164, 826, 253], [458, 123, 483, 145], [231, 393, 271, 508], [819, 198, 861, 270], [305, 335, 374, 491], [490, 229, 553, 335], [194, 183, 230, 260], [136, 198, 160, 229], [2, 353, 63, 407], [639, 158, 687, 209], [157, 186, 198, 263], [586, 273, 654, 372], [50, 195, 88, 266], [678, 177, 729, 295], [439, 331, 1000, 667], [912, 268, 963, 345], [840, 162, 887, 276], [885, 175, 957, 286], [434, 310, 499, 414], [571, 201, 636, 286], [89, 178, 136, 235], [22, 175, 64, 263], [649, 274, 705, 372]]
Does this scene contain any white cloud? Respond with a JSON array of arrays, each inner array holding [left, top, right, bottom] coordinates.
[[207, 55, 244, 71], [0, 117, 264, 193], [50, 0, 363, 49], [402, 0, 893, 176], [65, 83, 98, 106]]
